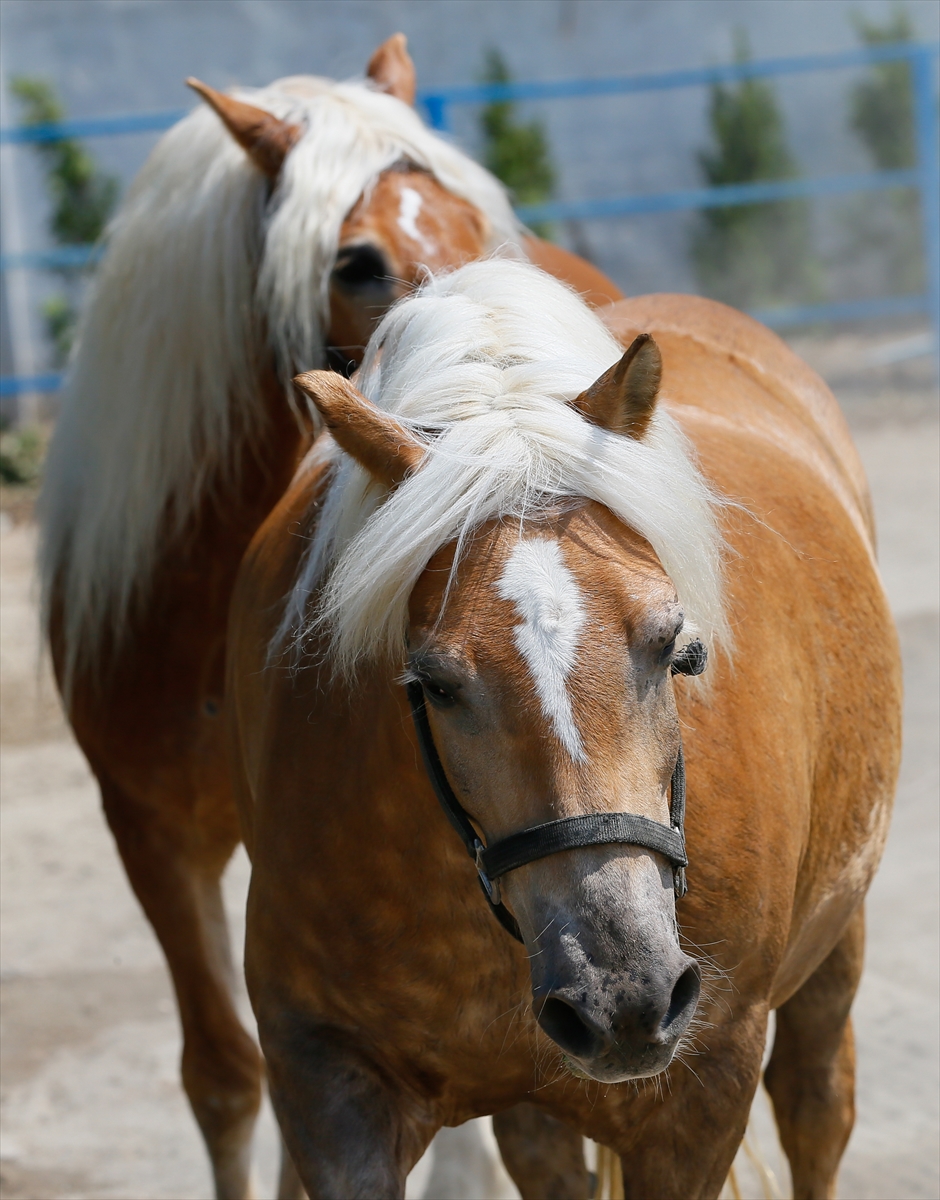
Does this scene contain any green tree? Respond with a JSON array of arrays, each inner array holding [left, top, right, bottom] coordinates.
[[10, 77, 119, 365], [479, 49, 556, 239], [691, 31, 819, 310], [849, 7, 916, 170], [838, 8, 922, 296], [0, 425, 44, 484]]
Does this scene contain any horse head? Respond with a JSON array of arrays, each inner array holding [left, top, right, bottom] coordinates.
[[294, 327, 704, 1083], [187, 35, 489, 372]]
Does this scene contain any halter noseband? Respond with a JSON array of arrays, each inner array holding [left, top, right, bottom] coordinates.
[[406, 640, 707, 944]]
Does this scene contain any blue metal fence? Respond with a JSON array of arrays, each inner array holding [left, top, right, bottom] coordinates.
[[421, 41, 940, 349], [2, 41, 937, 398]]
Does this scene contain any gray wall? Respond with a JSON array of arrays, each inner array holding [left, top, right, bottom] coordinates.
[[2, 0, 938, 388]]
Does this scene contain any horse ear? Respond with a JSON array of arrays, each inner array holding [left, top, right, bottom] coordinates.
[[186, 78, 301, 178], [294, 371, 424, 488], [571, 334, 662, 440], [366, 33, 417, 106]]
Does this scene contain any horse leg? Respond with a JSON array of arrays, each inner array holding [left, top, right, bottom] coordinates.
[[261, 1021, 433, 1199], [764, 907, 865, 1200], [97, 770, 263, 1200], [492, 1103, 590, 1199], [603, 1004, 766, 1199]]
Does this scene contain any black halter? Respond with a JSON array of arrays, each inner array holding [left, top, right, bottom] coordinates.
[[406, 640, 707, 943]]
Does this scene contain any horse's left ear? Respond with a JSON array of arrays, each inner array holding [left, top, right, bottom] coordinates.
[[186, 78, 301, 178], [366, 33, 417, 106], [294, 371, 424, 488], [571, 333, 662, 440]]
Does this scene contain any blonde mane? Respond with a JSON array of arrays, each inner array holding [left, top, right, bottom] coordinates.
[[39, 73, 520, 692], [283, 260, 729, 675]]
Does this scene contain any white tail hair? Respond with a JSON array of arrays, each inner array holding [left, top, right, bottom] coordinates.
[[38, 72, 521, 695], [281, 260, 729, 675]]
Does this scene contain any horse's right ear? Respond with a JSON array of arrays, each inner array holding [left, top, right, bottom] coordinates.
[[571, 334, 662, 440], [366, 33, 417, 106], [294, 372, 424, 488], [186, 78, 301, 178]]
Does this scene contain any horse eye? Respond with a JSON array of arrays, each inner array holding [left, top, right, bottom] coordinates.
[[659, 639, 677, 666], [421, 678, 456, 708], [331, 244, 389, 287]]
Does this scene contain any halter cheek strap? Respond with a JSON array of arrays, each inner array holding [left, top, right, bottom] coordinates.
[[406, 639, 706, 944]]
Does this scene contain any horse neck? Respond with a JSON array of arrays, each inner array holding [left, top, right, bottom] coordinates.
[[186, 360, 310, 564]]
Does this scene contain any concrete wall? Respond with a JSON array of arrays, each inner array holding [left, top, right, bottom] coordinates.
[[2, 0, 938, 388]]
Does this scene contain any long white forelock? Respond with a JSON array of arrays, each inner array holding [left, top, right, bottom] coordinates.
[[39, 72, 521, 696], [282, 260, 730, 675]]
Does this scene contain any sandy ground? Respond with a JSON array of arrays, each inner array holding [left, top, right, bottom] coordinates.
[[1, 336, 937, 1199]]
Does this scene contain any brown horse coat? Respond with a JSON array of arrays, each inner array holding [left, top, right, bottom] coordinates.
[[228, 290, 900, 1200], [43, 36, 621, 1200]]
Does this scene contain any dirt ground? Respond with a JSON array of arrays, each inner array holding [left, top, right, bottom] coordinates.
[[1, 330, 937, 1200]]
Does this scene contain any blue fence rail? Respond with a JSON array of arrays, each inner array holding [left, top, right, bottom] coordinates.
[[2, 41, 937, 398]]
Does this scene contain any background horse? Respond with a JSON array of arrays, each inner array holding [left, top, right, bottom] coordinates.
[[228, 259, 900, 1199], [38, 35, 621, 1199]]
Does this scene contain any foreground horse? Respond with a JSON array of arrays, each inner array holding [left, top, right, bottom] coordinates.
[[228, 260, 900, 1199], [39, 36, 620, 1197]]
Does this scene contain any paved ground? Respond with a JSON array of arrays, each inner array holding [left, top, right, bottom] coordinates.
[[1, 333, 937, 1199]]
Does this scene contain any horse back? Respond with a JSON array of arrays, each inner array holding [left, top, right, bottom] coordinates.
[[601, 294, 876, 548]]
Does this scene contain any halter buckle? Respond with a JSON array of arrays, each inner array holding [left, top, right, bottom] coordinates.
[[474, 840, 501, 906]]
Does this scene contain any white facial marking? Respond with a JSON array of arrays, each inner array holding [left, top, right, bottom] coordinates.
[[397, 186, 436, 254], [497, 538, 587, 763]]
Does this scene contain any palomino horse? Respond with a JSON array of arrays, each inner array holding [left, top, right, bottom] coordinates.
[[228, 260, 900, 1199], [39, 36, 620, 1198]]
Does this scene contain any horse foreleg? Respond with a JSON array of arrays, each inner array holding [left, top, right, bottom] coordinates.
[[492, 1103, 590, 1199], [97, 770, 263, 1200], [606, 1003, 766, 1199], [764, 907, 864, 1200], [261, 1021, 433, 1200]]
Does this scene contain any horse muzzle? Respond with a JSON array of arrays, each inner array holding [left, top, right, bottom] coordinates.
[[531, 939, 701, 1083]]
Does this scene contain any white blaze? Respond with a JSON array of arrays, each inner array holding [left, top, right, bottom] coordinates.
[[497, 538, 587, 763], [397, 186, 435, 254]]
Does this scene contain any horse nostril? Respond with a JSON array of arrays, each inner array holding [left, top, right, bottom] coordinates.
[[663, 963, 701, 1031], [536, 997, 605, 1060]]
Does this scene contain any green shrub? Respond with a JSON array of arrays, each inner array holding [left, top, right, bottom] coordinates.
[[479, 50, 556, 239], [10, 77, 119, 365], [0, 426, 44, 485], [850, 8, 916, 171], [691, 30, 820, 310], [838, 7, 922, 296], [10, 78, 119, 245]]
